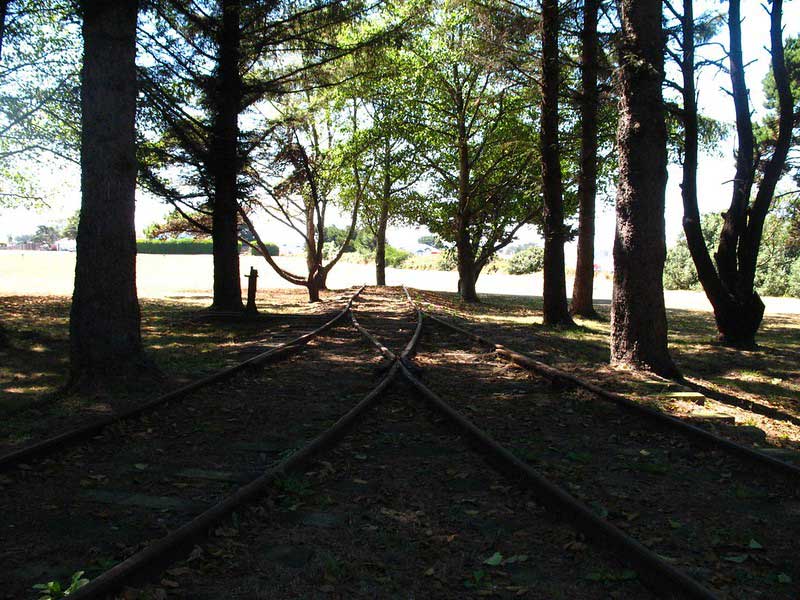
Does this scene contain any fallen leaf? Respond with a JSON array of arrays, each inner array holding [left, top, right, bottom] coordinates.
[[722, 554, 748, 563]]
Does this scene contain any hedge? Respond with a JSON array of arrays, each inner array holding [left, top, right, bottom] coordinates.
[[137, 239, 279, 256], [249, 242, 279, 256], [137, 239, 215, 254]]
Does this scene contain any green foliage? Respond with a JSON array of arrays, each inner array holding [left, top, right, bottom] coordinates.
[[249, 242, 279, 256], [324, 225, 356, 253], [61, 211, 80, 240], [437, 250, 458, 272], [417, 234, 445, 249], [393, 1, 544, 287], [143, 211, 211, 240], [507, 247, 545, 275], [137, 239, 215, 255], [0, 1, 82, 208], [32, 570, 89, 599], [665, 211, 800, 297], [384, 245, 411, 267], [664, 243, 700, 290], [484, 256, 509, 274], [30, 225, 60, 247]]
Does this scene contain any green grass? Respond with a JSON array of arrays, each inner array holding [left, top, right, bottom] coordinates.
[[412, 289, 800, 425], [0, 291, 319, 447]]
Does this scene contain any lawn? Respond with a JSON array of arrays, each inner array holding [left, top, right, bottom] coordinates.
[[0, 289, 337, 448], [412, 289, 800, 451]]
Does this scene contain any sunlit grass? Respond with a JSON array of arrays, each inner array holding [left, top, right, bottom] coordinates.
[[0, 290, 348, 446], [410, 287, 800, 445]]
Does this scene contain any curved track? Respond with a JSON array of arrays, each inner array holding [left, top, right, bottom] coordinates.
[[400, 287, 799, 599], [2, 286, 797, 599]]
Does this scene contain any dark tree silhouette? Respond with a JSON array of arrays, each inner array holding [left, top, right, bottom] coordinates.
[[209, 0, 244, 311], [570, 0, 600, 319], [540, 0, 573, 326], [70, 0, 147, 383], [610, 0, 678, 377], [676, 0, 794, 347], [0, 0, 9, 60]]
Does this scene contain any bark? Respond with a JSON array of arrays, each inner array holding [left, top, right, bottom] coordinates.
[[0, 0, 9, 61], [680, 0, 792, 347], [456, 240, 479, 303], [307, 279, 321, 302], [70, 0, 146, 381], [570, 0, 600, 319], [375, 198, 389, 286], [610, 0, 679, 377], [210, 0, 243, 312], [314, 267, 328, 291], [716, 0, 754, 293], [375, 143, 391, 286], [540, 0, 573, 326], [454, 64, 480, 304]]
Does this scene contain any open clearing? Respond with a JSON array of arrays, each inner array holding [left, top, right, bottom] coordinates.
[[3, 250, 800, 315]]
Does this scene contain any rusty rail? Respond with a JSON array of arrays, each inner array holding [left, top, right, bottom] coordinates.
[[0, 287, 364, 472]]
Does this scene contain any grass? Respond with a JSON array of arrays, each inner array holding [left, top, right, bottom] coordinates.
[[412, 289, 800, 445], [0, 289, 331, 447], [3, 286, 799, 449]]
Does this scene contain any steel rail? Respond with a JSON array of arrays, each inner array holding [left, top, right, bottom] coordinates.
[[409, 292, 800, 479], [396, 361, 717, 599], [70, 303, 422, 599], [385, 287, 715, 599], [0, 287, 365, 473]]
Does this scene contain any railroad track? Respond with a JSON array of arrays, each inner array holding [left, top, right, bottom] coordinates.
[[1, 288, 382, 597], [2, 286, 797, 598], [400, 287, 799, 599], [0, 289, 364, 471]]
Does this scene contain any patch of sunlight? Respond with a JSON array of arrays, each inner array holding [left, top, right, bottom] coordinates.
[[474, 314, 541, 326], [30, 344, 49, 353], [4, 385, 50, 393], [735, 370, 765, 381]]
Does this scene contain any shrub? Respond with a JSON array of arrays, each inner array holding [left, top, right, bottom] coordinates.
[[137, 239, 214, 254], [663, 243, 700, 290], [249, 242, 280, 256], [507, 246, 544, 275], [385, 245, 411, 268], [788, 257, 800, 298], [484, 256, 509, 274]]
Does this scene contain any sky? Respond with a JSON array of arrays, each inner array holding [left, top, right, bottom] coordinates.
[[2, 1, 798, 268]]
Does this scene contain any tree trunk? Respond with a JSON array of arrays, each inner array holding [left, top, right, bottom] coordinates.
[[375, 197, 389, 286], [210, 0, 243, 312], [314, 267, 328, 291], [610, 0, 679, 377], [70, 0, 146, 383], [680, 0, 792, 347], [451, 64, 480, 303], [570, 0, 600, 319], [540, 0, 574, 327], [457, 249, 479, 303], [0, 0, 9, 61], [307, 279, 321, 302]]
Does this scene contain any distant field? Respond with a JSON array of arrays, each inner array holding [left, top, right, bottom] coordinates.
[[2, 249, 800, 315]]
